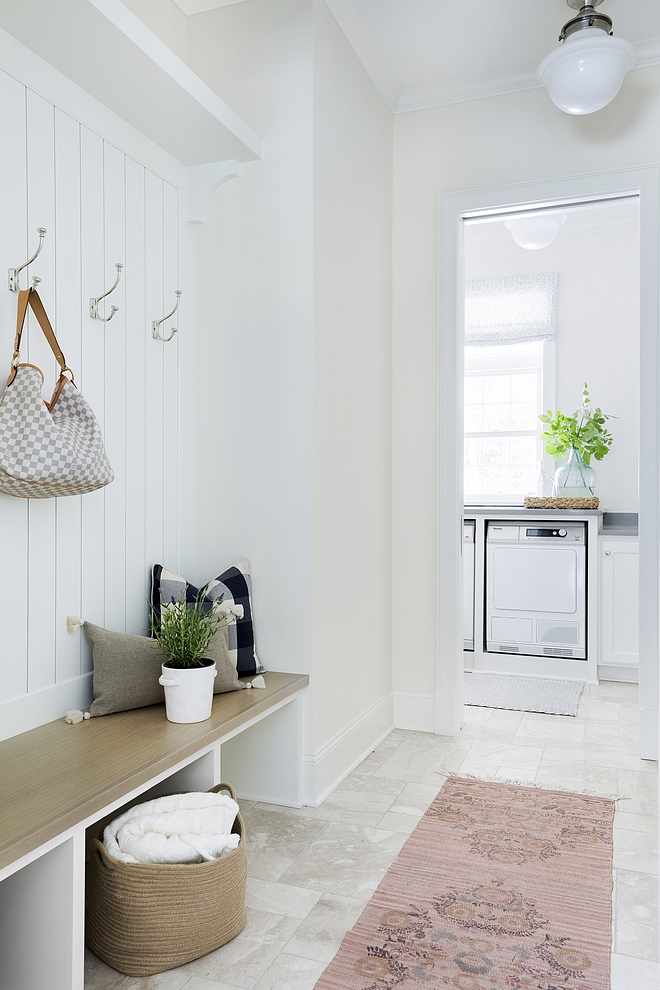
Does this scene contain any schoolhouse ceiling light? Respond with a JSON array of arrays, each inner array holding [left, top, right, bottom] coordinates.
[[505, 212, 566, 250], [538, 0, 635, 115]]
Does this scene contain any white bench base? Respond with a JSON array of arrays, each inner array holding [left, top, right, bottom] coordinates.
[[0, 675, 307, 990]]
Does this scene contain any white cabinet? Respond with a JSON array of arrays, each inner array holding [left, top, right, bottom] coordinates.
[[599, 539, 639, 680]]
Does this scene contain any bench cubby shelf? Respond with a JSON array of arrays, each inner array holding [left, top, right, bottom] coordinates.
[[0, 671, 308, 990]]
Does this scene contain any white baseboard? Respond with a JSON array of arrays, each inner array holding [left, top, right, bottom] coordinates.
[[640, 706, 658, 762], [302, 692, 394, 807], [479, 656, 594, 682], [393, 691, 435, 733], [598, 664, 639, 683], [0, 674, 93, 741]]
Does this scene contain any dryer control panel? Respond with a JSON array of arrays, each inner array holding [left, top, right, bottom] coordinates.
[[487, 523, 584, 544]]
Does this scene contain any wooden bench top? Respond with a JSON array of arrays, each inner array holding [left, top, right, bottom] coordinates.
[[0, 671, 308, 872]]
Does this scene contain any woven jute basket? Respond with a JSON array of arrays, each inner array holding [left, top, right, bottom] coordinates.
[[524, 496, 599, 509], [86, 782, 247, 977]]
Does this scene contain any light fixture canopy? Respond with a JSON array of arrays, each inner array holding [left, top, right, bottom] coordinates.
[[505, 213, 566, 250], [538, 1, 635, 115]]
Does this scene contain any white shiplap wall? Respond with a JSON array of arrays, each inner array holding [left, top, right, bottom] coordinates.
[[0, 57, 192, 740]]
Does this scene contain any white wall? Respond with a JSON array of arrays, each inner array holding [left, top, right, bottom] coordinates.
[[465, 222, 640, 512], [0, 43, 192, 740], [392, 67, 660, 701], [0, 1, 394, 801], [188, 0, 393, 800], [188, 0, 315, 731], [312, 0, 393, 776]]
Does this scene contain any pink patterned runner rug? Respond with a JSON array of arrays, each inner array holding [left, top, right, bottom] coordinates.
[[315, 776, 614, 990]]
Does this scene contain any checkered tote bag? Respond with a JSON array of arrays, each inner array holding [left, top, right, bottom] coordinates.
[[0, 288, 114, 498]]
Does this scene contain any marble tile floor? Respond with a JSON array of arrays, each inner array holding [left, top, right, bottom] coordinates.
[[86, 681, 658, 990]]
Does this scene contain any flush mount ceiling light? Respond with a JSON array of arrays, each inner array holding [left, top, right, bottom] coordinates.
[[538, 0, 635, 115], [505, 212, 566, 250]]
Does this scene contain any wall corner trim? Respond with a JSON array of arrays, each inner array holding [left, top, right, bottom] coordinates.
[[188, 160, 241, 223], [393, 691, 435, 733], [640, 707, 659, 761], [301, 692, 394, 806], [323, 0, 401, 113]]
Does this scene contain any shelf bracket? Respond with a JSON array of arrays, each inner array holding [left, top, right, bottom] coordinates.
[[188, 161, 241, 224]]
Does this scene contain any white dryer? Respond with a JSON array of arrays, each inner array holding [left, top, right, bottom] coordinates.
[[486, 521, 587, 660]]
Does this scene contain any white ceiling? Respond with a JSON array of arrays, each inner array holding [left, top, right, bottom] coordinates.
[[172, 0, 251, 14], [326, 0, 660, 112]]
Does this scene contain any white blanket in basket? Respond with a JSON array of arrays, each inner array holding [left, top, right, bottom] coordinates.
[[103, 792, 240, 864]]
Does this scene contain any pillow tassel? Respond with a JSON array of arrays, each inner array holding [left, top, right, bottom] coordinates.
[[64, 709, 91, 724], [215, 604, 245, 620], [67, 615, 84, 633]]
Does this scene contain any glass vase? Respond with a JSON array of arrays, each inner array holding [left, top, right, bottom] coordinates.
[[554, 447, 596, 498]]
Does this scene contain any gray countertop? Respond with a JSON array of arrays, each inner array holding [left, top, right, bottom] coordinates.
[[463, 506, 603, 517], [599, 512, 638, 536], [463, 506, 639, 536]]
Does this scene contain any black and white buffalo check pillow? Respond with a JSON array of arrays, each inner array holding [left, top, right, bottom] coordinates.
[[150, 558, 264, 677]]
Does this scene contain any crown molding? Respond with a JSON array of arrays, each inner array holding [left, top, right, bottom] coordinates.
[[320, 6, 660, 116], [633, 36, 660, 69], [172, 0, 252, 14], [397, 66, 542, 114], [398, 37, 660, 114], [396, 36, 660, 114], [323, 0, 402, 113]]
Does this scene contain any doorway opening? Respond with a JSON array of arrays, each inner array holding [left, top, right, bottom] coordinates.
[[436, 168, 659, 759], [461, 196, 640, 694]]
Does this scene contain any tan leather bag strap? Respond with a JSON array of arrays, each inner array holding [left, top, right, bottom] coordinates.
[[7, 288, 71, 387]]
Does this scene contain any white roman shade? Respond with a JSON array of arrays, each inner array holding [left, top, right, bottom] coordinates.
[[465, 272, 558, 346]]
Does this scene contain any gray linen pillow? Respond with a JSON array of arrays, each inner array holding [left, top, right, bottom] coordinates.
[[84, 623, 166, 716], [84, 621, 244, 717]]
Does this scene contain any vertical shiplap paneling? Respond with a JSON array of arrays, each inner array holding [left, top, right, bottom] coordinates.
[[80, 126, 106, 667], [54, 109, 83, 682], [124, 157, 148, 635], [145, 171, 165, 573], [162, 182, 179, 571], [102, 142, 127, 632], [26, 90, 57, 694], [0, 70, 29, 702], [0, 72, 185, 733]]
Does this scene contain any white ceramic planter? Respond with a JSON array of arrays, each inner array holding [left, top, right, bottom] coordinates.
[[158, 659, 217, 723]]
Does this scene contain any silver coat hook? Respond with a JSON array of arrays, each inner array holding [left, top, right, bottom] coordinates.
[[152, 290, 182, 342], [90, 263, 123, 322], [9, 228, 46, 292]]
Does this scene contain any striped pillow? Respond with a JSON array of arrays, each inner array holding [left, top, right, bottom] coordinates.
[[150, 558, 264, 677]]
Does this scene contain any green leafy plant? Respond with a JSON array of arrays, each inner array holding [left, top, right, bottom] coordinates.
[[149, 594, 228, 669], [539, 383, 614, 464]]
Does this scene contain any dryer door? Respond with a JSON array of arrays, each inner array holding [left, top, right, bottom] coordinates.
[[492, 546, 579, 614]]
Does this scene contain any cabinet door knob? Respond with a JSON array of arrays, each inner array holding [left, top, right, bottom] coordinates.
[[605, 550, 611, 555]]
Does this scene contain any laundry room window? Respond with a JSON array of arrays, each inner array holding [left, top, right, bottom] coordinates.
[[464, 340, 553, 502]]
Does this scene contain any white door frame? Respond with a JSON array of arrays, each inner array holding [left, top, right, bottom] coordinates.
[[437, 166, 659, 761]]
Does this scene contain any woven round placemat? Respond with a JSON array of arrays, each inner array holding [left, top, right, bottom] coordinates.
[[86, 782, 247, 977], [524, 496, 599, 509]]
